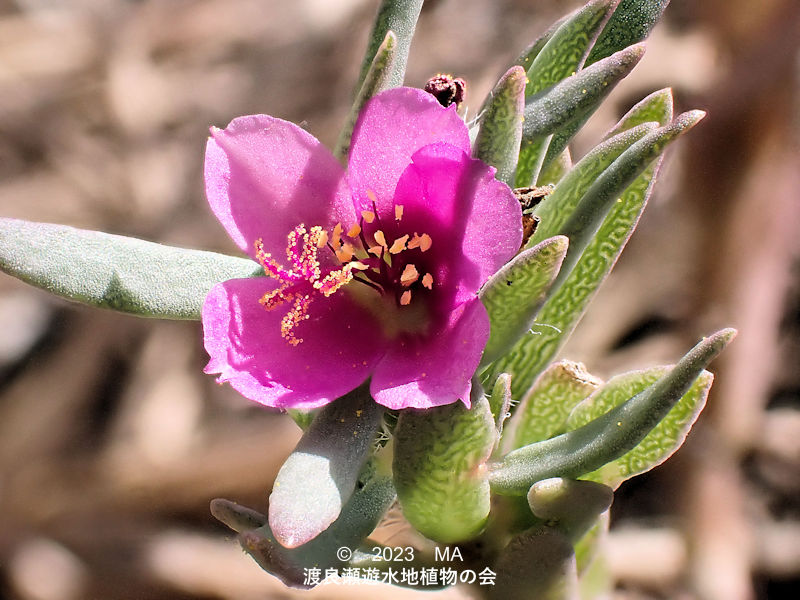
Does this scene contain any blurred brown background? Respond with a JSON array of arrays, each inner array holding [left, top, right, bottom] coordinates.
[[0, 1, 798, 599]]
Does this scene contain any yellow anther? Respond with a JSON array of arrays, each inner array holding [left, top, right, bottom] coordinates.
[[350, 261, 369, 270], [400, 264, 419, 286], [373, 230, 387, 247], [361, 210, 376, 223], [366, 190, 378, 204], [335, 242, 354, 263], [395, 205, 404, 221], [400, 290, 412, 306], [389, 234, 409, 254], [331, 223, 343, 251], [368, 245, 384, 256], [422, 273, 433, 289], [418, 233, 432, 252], [316, 229, 329, 248], [347, 224, 361, 238]]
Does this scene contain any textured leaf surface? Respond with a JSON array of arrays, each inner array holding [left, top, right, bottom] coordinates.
[[0, 218, 260, 319], [491, 103, 694, 395], [354, 0, 422, 91], [604, 88, 673, 139], [515, 0, 619, 186], [479, 236, 568, 366], [518, 44, 644, 187], [505, 360, 602, 452], [393, 387, 495, 543], [566, 367, 713, 488], [587, 0, 670, 65], [537, 147, 572, 185], [269, 388, 384, 548], [473, 66, 526, 185], [489, 329, 735, 495]]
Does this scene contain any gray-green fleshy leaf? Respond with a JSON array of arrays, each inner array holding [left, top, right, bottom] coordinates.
[[514, 0, 620, 187], [490, 108, 692, 395], [354, 0, 422, 92], [565, 366, 714, 488], [554, 110, 705, 284], [479, 236, 568, 367], [527, 122, 657, 248], [268, 386, 384, 548], [490, 526, 579, 600], [586, 0, 670, 65], [224, 460, 395, 589], [519, 44, 645, 186], [538, 147, 573, 186], [527, 478, 613, 542], [490, 372, 513, 439], [473, 66, 526, 185], [488, 328, 735, 495], [525, 0, 619, 97], [537, 0, 671, 169], [604, 88, 673, 139], [505, 361, 602, 452], [0, 218, 261, 319], [393, 384, 495, 543], [334, 30, 396, 162]]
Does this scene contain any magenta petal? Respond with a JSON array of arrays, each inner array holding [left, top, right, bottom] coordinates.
[[347, 87, 471, 215], [369, 298, 490, 409], [202, 278, 386, 409], [392, 143, 523, 299], [205, 115, 355, 260]]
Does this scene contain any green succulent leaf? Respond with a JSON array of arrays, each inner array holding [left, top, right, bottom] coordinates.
[[473, 66, 526, 185], [587, 0, 670, 65], [504, 360, 603, 452], [491, 526, 579, 600], [479, 235, 568, 367], [522, 44, 645, 142], [393, 384, 495, 543], [515, 0, 620, 187], [565, 366, 714, 488], [525, 0, 619, 97], [0, 218, 260, 320], [218, 460, 395, 589], [335, 30, 396, 162], [268, 386, 385, 548], [490, 372, 513, 438], [355, 0, 422, 92], [537, 147, 573, 186], [527, 478, 613, 542], [489, 329, 736, 495], [555, 110, 705, 283], [604, 88, 673, 138], [490, 99, 694, 395]]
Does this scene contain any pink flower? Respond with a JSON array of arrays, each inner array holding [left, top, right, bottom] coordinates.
[[202, 87, 522, 410]]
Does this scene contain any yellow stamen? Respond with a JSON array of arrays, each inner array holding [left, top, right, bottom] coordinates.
[[400, 264, 419, 286], [335, 241, 354, 263], [368, 245, 384, 256], [361, 210, 376, 224], [331, 223, 343, 251], [395, 205, 404, 221], [316, 229, 329, 248], [347, 224, 361, 238], [422, 273, 433, 289], [389, 234, 409, 254], [400, 290, 412, 306], [373, 230, 387, 247], [419, 233, 432, 252]]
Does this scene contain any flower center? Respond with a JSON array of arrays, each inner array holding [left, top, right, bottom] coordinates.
[[254, 201, 436, 345]]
